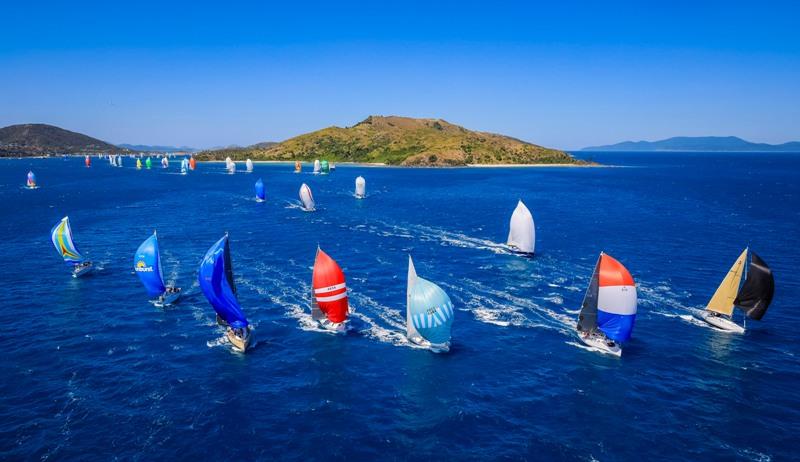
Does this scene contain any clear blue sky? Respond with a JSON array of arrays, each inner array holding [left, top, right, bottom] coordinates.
[[1, 1, 798, 150]]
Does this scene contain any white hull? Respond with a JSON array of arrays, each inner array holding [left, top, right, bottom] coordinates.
[[72, 263, 93, 278], [154, 288, 182, 307], [507, 245, 534, 257], [701, 312, 745, 333], [408, 334, 450, 353], [316, 319, 349, 334], [577, 331, 622, 357]]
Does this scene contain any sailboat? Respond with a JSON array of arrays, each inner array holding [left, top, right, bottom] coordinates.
[[161, 156, 169, 168], [294, 161, 302, 173], [189, 156, 197, 170], [701, 248, 774, 333], [330, 162, 336, 171], [145, 157, 152, 169], [116, 155, 123, 167], [576, 252, 637, 356], [180, 157, 188, 175], [255, 178, 266, 202], [85, 155, 91, 168], [50, 216, 93, 277], [320, 160, 330, 174], [134, 231, 181, 307], [310, 247, 350, 333], [245, 159, 254, 173], [199, 234, 252, 352], [136, 158, 143, 169], [406, 256, 454, 353], [507, 200, 535, 255], [225, 157, 236, 174], [355, 176, 366, 199], [313, 159, 321, 174], [299, 183, 315, 211], [26, 171, 37, 189]]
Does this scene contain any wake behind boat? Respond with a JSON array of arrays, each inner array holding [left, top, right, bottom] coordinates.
[[199, 234, 252, 352], [310, 247, 351, 333], [134, 231, 181, 307], [507, 200, 535, 255], [701, 248, 774, 333], [406, 256, 454, 353], [50, 216, 93, 278], [575, 252, 637, 357]]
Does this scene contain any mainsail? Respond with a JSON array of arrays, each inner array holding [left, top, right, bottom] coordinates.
[[313, 159, 321, 174], [507, 200, 535, 254], [355, 176, 366, 198], [406, 256, 454, 346], [161, 156, 169, 168], [577, 253, 637, 342], [311, 248, 349, 323], [706, 249, 747, 316], [246, 159, 254, 172], [299, 183, 315, 210], [734, 251, 774, 320], [198, 235, 248, 328], [134, 232, 166, 297], [50, 216, 85, 265], [255, 178, 265, 201], [225, 157, 236, 173]]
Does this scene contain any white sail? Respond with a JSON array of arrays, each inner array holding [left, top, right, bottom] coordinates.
[[313, 159, 321, 174], [299, 183, 315, 211], [225, 157, 236, 173], [507, 200, 535, 254], [161, 156, 169, 168], [246, 159, 254, 172], [355, 176, 366, 198]]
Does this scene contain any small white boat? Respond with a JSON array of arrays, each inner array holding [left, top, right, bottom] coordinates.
[[299, 183, 315, 211], [507, 200, 535, 255], [313, 159, 321, 174], [701, 248, 774, 333], [245, 158, 254, 173], [355, 176, 366, 199]]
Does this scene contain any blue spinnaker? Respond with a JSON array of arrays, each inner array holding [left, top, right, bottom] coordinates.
[[198, 235, 248, 328], [255, 178, 265, 201], [409, 276, 454, 345], [134, 232, 166, 297]]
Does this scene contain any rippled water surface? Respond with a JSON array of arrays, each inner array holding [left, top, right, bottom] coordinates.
[[1, 153, 798, 461]]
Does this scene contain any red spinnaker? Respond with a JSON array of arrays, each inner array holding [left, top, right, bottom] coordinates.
[[312, 248, 349, 323]]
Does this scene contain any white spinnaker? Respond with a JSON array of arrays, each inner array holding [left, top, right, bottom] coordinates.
[[246, 159, 254, 172], [355, 176, 366, 197], [299, 183, 315, 210], [313, 159, 321, 173], [406, 255, 422, 339], [507, 200, 535, 254]]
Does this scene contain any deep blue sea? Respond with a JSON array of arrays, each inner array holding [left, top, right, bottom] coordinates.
[[1, 152, 798, 461]]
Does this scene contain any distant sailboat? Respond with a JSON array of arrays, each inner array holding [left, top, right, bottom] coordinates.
[[198, 234, 252, 352], [310, 247, 350, 333], [161, 156, 169, 168], [320, 160, 330, 174], [406, 256, 454, 353], [26, 171, 37, 189], [85, 155, 91, 168], [134, 231, 181, 307], [299, 183, 315, 211], [116, 155, 123, 167], [255, 178, 265, 202], [50, 216, 93, 278], [507, 200, 535, 255], [225, 157, 236, 174], [145, 157, 152, 169], [294, 161, 302, 173], [136, 158, 142, 169], [576, 252, 637, 356], [355, 176, 366, 199], [701, 248, 774, 333], [313, 159, 321, 174], [330, 162, 336, 171], [189, 156, 197, 170], [245, 159, 254, 173], [180, 157, 189, 175]]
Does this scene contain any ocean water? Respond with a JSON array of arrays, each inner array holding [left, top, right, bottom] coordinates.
[[1, 153, 798, 461]]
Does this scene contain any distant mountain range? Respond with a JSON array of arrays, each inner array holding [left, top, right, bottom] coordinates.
[[0, 123, 122, 156], [118, 143, 197, 152], [198, 115, 580, 166], [582, 136, 800, 152]]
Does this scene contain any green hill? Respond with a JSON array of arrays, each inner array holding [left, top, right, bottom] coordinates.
[[198, 116, 581, 166], [0, 123, 122, 157]]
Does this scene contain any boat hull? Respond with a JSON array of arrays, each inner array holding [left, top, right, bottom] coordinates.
[[227, 327, 251, 352], [154, 288, 182, 307], [72, 263, 94, 278], [577, 331, 622, 357], [316, 319, 349, 334], [408, 334, 450, 353], [701, 312, 745, 333]]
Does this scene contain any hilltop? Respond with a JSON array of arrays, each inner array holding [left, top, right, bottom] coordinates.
[[582, 136, 800, 152], [0, 123, 122, 157], [198, 116, 581, 166]]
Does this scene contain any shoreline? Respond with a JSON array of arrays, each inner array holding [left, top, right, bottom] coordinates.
[[198, 160, 606, 168]]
